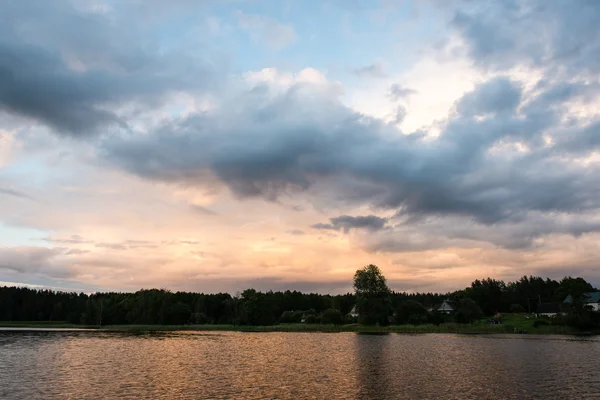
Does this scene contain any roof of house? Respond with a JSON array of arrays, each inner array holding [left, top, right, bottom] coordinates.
[[536, 303, 566, 314], [563, 292, 600, 304], [435, 299, 456, 311], [584, 292, 600, 303]]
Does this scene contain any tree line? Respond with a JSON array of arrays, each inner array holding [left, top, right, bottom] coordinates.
[[0, 267, 597, 327], [352, 265, 599, 329]]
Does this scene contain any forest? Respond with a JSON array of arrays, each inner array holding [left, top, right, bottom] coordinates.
[[0, 272, 597, 328]]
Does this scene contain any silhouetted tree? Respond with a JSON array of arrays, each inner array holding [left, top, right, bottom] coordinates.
[[321, 308, 343, 325], [455, 298, 484, 323], [395, 300, 428, 325], [353, 264, 392, 325]]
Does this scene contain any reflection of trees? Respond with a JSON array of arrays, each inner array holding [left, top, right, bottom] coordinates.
[[354, 333, 394, 400]]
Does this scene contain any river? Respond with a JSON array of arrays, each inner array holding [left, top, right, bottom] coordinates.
[[0, 330, 598, 399]]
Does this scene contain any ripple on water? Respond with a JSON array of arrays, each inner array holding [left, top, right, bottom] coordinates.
[[0, 331, 598, 399]]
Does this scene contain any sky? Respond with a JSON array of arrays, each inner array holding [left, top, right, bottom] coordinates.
[[1, 0, 600, 294]]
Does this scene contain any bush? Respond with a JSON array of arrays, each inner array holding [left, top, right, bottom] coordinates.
[[562, 309, 600, 329], [191, 312, 209, 324], [407, 314, 428, 325], [533, 319, 550, 328], [455, 298, 484, 323], [427, 311, 445, 326], [395, 300, 428, 325], [304, 315, 317, 324], [344, 314, 358, 324], [510, 304, 526, 313], [321, 308, 344, 325], [280, 310, 303, 323]]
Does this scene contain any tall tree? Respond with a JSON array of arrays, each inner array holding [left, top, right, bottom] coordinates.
[[353, 264, 392, 325], [466, 278, 506, 316], [555, 277, 595, 302]]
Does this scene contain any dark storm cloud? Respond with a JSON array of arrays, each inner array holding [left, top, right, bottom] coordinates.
[[0, 0, 218, 136], [0, 43, 124, 135], [455, 77, 521, 116], [451, 0, 600, 75], [104, 72, 600, 230], [362, 214, 600, 253], [312, 215, 388, 233]]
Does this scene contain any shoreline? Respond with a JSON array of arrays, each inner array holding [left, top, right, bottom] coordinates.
[[1, 322, 598, 336]]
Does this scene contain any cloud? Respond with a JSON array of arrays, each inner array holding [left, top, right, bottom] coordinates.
[[95, 242, 127, 250], [44, 235, 91, 244], [123, 240, 160, 249], [392, 106, 406, 124], [232, 277, 352, 294], [0, 187, 34, 201], [236, 11, 296, 50], [189, 204, 219, 216], [0, 246, 73, 278], [93, 240, 163, 250], [65, 249, 90, 256], [0, 0, 219, 136], [388, 84, 416, 101], [2, 0, 600, 293], [455, 77, 522, 116], [312, 215, 388, 233], [450, 0, 600, 75], [358, 212, 600, 253], [352, 62, 387, 78], [103, 71, 600, 229]]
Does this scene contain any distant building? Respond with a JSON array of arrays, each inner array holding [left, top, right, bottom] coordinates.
[[349, 305, 359, 318], [536, 303, 567, 318], [563, 292, 600, 311], [435, 299, 456, 314]]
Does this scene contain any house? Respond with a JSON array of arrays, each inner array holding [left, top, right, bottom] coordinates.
[[346, 305, 394, 323], [435, 299, 456, 314], [563, 292, 600, 311], [536, 303, 567, 318]]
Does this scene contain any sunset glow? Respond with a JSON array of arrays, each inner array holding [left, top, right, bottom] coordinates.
[[2, 0, 600, 294]]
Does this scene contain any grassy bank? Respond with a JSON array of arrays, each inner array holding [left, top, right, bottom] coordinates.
[[0, 321, 99, 329], [1, 315, 595, 335]]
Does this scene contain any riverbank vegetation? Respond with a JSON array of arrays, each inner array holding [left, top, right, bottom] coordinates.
[[0, 319, 582, 335], [1, 266, 598, 334]]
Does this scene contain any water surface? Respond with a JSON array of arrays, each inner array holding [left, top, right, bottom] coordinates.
[[1, 331, 598, 399]]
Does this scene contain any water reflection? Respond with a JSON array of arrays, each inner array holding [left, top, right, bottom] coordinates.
[[0, 331, 598, 399], [355, 334, 393, 400]]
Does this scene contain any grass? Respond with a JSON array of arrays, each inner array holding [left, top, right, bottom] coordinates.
[[0, 321, 97, 329], [0, 315, 596, 335], [491, 313, 579, 335]]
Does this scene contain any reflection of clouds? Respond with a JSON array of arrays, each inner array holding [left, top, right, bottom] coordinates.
[[1, 332, 600, 398]]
